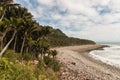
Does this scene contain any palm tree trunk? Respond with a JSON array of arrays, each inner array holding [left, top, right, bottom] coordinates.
[[41, 49, 43, 60], [13, 34, 17, 51], [20, 36, 25, 54], [41, 49, 44, 60], [0, 10, 5, 22], [0, 31, 7, 50], [26, 46, 29, 53], [0, 31, 16, 57]]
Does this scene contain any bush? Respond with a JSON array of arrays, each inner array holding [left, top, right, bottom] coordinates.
[[0, 58, 36, 80], [3, 50, 22, 62], [44, 56, 60, 72], [0, 58, 11, 79], [51, 59, 60, 72], [10, 65, 36, 80], [49, 50, 57, 58], [22, 53, 33, 61], [3, 50, 17, 62], [0, 57, 59, 80], [0, 58, 10, 70], [44, 56, 52, 66]]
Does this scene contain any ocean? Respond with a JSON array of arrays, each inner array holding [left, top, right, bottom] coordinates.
[[89, 43, 120, 68]]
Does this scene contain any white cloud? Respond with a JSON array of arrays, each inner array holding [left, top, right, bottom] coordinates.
[[15, 0, 120, 42], [78, 24, 120, 42], [109, 0, 120, 12]]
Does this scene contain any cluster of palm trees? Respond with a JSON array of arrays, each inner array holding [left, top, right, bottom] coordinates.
[[0, 0, 57, 59]]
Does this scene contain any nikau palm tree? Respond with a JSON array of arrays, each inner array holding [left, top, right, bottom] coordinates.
[[0, 19, 11, 50], [0, 0, 19, 22], [0, 17, 21, 57], [0, 30, 16, 56], [20, 20, 37, 54]]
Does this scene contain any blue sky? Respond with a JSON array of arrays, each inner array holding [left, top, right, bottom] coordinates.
[[14, 0, 120, 42]]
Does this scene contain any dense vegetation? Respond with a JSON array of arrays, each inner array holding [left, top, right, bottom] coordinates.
[[48, 29, 95, 47], [0, 0, 95, 80]]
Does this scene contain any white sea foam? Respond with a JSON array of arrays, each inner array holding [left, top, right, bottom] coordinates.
[[89, 44, 120, 68]]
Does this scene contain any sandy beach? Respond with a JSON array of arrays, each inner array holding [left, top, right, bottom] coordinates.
[[54, 45, 120, 80]]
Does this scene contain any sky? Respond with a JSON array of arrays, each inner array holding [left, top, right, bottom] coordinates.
[[14, 0, 120, 42]]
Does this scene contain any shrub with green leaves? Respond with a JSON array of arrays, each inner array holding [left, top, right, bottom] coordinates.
[[22, 53, 33, 61], [51, 59, 60, 72], [3, 50, 17, 62], [49, 50, 57, 58], [44, 56, 60, 72], [0, 58, 12, 78], [10, 64, 36, 80], [0, 58, 36, 80], [44, 56, 52, 66], [3, 50, 22, 62]]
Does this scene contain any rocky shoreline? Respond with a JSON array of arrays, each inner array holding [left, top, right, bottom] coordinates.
[[55, 45, 120, 80]]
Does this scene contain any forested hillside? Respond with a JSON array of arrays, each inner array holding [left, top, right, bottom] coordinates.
[[48, 28, 95, 47]]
